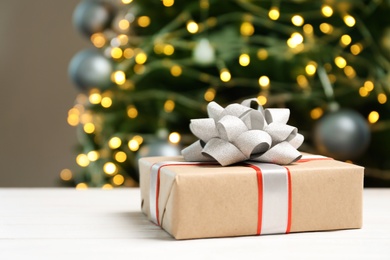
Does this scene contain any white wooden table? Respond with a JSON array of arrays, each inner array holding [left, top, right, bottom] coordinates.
[[0, 188, 389, 259]]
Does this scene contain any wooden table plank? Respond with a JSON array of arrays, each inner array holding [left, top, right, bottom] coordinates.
[[0, 188, 389, 259]]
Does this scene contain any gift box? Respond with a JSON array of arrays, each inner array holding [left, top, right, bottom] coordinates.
[[139, 154, 364, 240]]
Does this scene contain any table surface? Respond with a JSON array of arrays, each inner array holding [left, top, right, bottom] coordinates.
[[0, 188, 389, 259]]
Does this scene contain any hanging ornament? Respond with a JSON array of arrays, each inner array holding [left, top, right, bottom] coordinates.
[[137, 140, 181, 158], [193, 38, 216, 66], [73, 0, 115, 37], [68, 49, 114, 91], [313, 109, 370, 161]]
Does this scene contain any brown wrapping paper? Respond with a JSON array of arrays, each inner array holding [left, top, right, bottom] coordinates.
[[139, 155, 363, 240]]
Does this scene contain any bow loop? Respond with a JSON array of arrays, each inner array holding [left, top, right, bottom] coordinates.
[[182, 98, 304, 165]]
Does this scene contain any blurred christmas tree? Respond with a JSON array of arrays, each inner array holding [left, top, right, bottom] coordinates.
[[62, 0, 390, 188]]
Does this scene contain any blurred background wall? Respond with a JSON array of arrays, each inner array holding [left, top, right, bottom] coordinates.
[[0, 1, 88, 186]]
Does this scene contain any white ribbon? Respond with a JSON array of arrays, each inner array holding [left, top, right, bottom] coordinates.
[[182, 98, 304, 166], [149, 161, 291, 235]]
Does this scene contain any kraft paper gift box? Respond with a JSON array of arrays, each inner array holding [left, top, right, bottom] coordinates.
[[139, 155, 364, 240]]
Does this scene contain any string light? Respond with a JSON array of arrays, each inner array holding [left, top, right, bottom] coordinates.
[[296, 75, 309, 88], [240, 22, 254, 36], [122, 0, 133, 4], [118, 19, 130, 30], [169, 132, 181, 144], [287, 32, 303, 48], [343, 15, 356, 27], [368, 111, 379, 124], [60, 169, 73, 181], [114, 151, 127, 163], [257, 95, 267, 105], [170, 65, 182, 77], [268, 7, 280, 20], [135, 52, 147, 64], [291, 15, 304, 26], [163, 44, 175, 55], [83, 122, 95, 134], [90, 33, 106, 48], [89, 92, 102, 104], [350, 43, 363, 55], [109, 137, 122, 149], [257, 49, 268, 60], [102, 184, 113, 189], [124, 48, 134, 59], [340, 34, 352, 46], [162, 0, 174, 7], [112, 71, 126, 85], [239, 53, 250, 66], [164, 99, 175, 112], [321, 5, 333, 17], [127, 105, 138, 118], [310, 107, 323, 119], [364, 80, 374, 91], [378, 93, 387, 104], [305, 62, 317, 75], [133, 64, 145, 74], [133, 135, 144, 145], [344, 66, 356, 78], [101, 97, 113, 108], [186, 21, 199, 34], [319, 23, 333, 34], [67, 108, 80, 126], [128, 139, 139, 151], [258, 75, 270, 88], [76, 154, 90, 167], [303, 24, 313, 35], [359, 87, 369, 97], [87, 151, 99, 161], [111, 47, 123, 59], [138, 16, 151, 27], [118, 34, 129, 45], [103, 162, 117, 175], [204, 88, 216, 101], [113, 174, 125, 186], [334, 56, 347, 68], [76, 183, 88, 190], [220, 69, 231, 82]]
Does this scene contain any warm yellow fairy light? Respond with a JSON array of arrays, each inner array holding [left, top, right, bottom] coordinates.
[[169, 132, 181, 144], [186, 21, 199, 34], [268, 7, 280, 20], [297, 75, 309, 88], [128, 140, 139, 151], [378, 93, 387, 104], [220, 69, 231, 82], [305, 62, 317, 76], [163, 44, 175, 55], [103, 162, 117, 175], [91, 33, 106, 48], [87, 151, 99, 161], [101, 97, 112, 108], [287, 32, 303, 48], [240, 22, 254, 36], [340, 35, 352, 46], [328, 74, 336, 83], [67, 114, 79, 126], [112, 71, 126, 85], [135, 52, 147, 64], [83, 122, 95, 134], [334, 56, 347, 68], [162, 0, 174, 7], [239, 53, 250, 66], [258, 76, 270, 88], [76, 183, 88, 190], [118, 19, 130, 30], [319, 23, 333, 34], [109, 137, 122, 149], [257, 49, 268, 60], [164, 100, 175, 112], [112, 174, 125, 186], [257, 95, 267, 106], [344, 66, 356, 78], [127, 105, 138, 118], [89, 93, 102, 104], [122, 0, 133, 4], [364, 80, 374, 92], [170, 65, 182, 77], [80, 113, 92, 124], [60, 169, 73, 181], [310, 107, 323, 120], [102, 184, 113, 189], [291, 15, 304, 26], [204, 88, 216, 101], [350, 43, 363, 55], [114, 151, 127, 163], [321, 5, 333, 17], [303, 24, 313, 35], [359, 87, 369, 97], [76, 154, 90, 167], [111, 47, 123, 59], [118, 34, 129, 45], [368, 111, 379, 124], [133, 135, 144, 145], [343, 15, 356, 27], [133, 64, 145, 74], [154, 43, 164, 54], [123, 48, 134, 59], [138, 16, 151, 27]]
